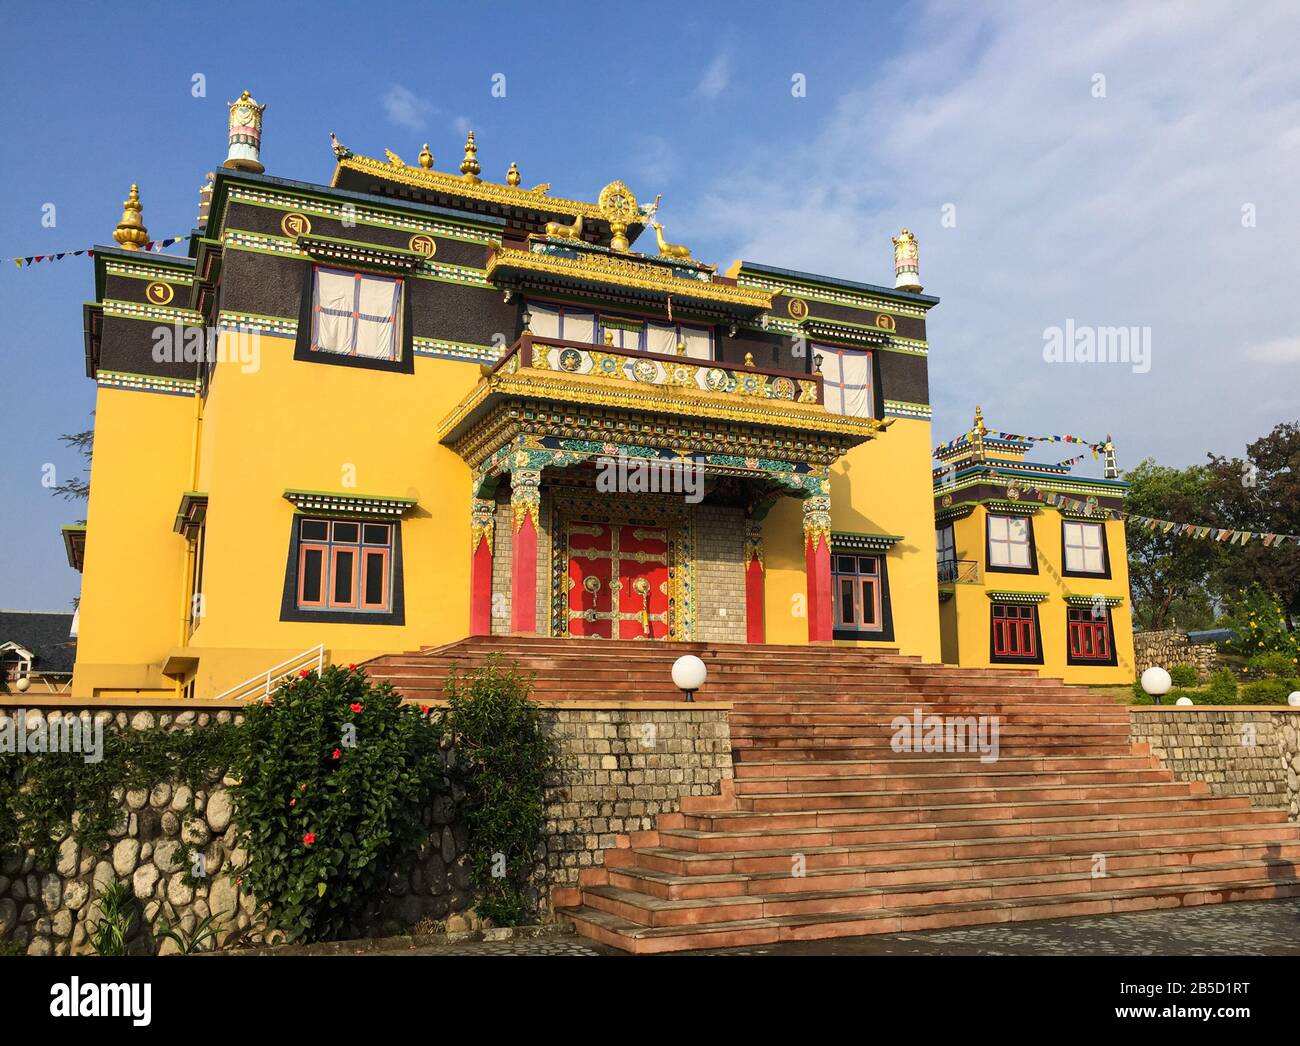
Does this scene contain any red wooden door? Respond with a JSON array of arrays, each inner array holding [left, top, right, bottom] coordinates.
[[567, 522, 671, 639]]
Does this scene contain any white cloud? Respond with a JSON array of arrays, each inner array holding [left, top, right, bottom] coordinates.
[[696, 51, 732, 100], [383, 85, 435, 132], [1247, 336, 1300, 364], [692, 0, 1300, 467]]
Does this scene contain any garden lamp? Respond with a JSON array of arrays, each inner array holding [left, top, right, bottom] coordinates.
[[672, 654, 707, 703], [1140, 666, 1171, 706]]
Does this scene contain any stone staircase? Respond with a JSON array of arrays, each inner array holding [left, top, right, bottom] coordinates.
[[363, 636, 1300, 953]]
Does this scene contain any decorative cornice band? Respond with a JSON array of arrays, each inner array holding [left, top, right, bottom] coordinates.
[[986, 590, 1049, 603], [282, 489, 418, 517], [831, 531, 904, 552], [96, 371, 198, 396]]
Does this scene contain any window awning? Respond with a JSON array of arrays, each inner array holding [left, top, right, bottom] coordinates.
[[296, 234, 425, 274], [283, 489, 418, 517], [831, 532, 903, 552], [61, 525, 86, 572], [173, 492, 209, 539]]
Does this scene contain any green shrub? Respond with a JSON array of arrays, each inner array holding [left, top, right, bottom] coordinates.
[[1204, 669, 1241, 703], [1240, 679, 1297, 705], [89, 878, 136, 957], [230, 665, 446, 944], [435, 656, 561, 926], [1247, 651, 1297, 678], [1168, 664, 1199, 688], [1221, 588, 1300, 662]]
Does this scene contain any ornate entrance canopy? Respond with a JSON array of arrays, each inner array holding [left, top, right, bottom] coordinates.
[[441, 334, 889, 641]]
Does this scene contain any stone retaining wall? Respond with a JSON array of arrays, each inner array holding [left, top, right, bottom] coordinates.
[[1129, 708, 1300, 819], [0, 701, 731, 955], [1132, 629, 1220, 679]]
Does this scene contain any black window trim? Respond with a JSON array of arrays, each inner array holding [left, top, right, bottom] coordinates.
[[988, 600, 1045, 665], [1065, 605, 1119, 667], [985, 510, 1039, 576], [293, 263, 416, 374], [1060, 517, 1112, 580], [831, 549, 895, 642], [280, 512, 406, 625]]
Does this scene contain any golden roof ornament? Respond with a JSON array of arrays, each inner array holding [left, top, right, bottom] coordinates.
[[113, 184, 149, 251], [506, 161, 521, 187], [892, 227, 922, 292], [597, 180, 638, 252], [224, 89, 266, 173], [196, 170, 216, 229], [970, 405, 987, 462], [418, 143, 433, 169], [459, 131, 481, 182]]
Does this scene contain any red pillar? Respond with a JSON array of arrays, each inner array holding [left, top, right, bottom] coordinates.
[[469, 498, 494, 636], [803, 496, 834, 643], [510, 470, 541, 635], [744, 520, 765, 644]]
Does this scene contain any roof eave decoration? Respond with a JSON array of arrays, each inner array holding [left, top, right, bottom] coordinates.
[[173, 492, 210, 539], [934, 500, 978, 523], [831, 532, 904, 552], [985, 590, 1049, 603], [283, 489, 418, 517], [800, 318, 892, 347], [1064, 594, 1124, 608], [331, 153, 644, 235], [61, 525, 87, 572], [487, 246, 771, 313], [296, 234, 424, 274]]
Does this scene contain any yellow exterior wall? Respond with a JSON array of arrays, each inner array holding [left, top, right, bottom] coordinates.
[[939, 505, 1134, 683], [762, 416, 941, 663], [181, 330, 481, 696], [72, 387, 195, 698]]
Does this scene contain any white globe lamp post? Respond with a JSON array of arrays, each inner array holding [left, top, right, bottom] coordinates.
[[1140, 666, 1172, 706], [671, 655, 707, 703], [1288, 691, 1300, 708], [14, 675, 30, 694], [1175, 696, 1194, 706]]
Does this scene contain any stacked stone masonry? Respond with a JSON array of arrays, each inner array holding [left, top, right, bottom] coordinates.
[[1132, 629, 1220, 679], [0, 701, 731, 954], [1129, 709, 1300, 820]]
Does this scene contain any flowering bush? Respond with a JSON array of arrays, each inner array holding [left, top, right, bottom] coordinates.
[[1221, 588, 1300, 669], [230, 665, 445, 943]]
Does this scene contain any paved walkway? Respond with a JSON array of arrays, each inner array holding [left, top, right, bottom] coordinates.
[[393, 898, 1300, 956]]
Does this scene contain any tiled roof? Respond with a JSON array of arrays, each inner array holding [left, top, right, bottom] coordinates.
[[0, 610, 77, 674]]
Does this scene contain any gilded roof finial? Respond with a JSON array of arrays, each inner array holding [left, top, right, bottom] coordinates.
[[744, 352, 755, 368], [892, 227, 922, 293], [225, 89, 266, 174], [971, 405, 987, 463], [418, 143, 433, 169], [506, 161, 521, 187], [113, 184, 149, 251], [459, 131, 481, 182]]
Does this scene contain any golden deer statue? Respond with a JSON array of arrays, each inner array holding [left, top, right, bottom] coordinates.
[[544, 213, 583, 239], [652, 222, 692, 260]]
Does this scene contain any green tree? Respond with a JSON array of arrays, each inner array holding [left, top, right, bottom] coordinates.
[[1207, 421, 1300, 628], [1123, 458, 1223, 630]]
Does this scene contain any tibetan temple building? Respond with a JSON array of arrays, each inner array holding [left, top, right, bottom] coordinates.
[[65, 91, 1132, 699]]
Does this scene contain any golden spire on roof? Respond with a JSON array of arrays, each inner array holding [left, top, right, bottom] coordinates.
[[418, 143, 433, 169], [113, 183, 149, 251], [971, 405, 987, 463], [506, 161, 521, 187], [459, 131, 481, 182]]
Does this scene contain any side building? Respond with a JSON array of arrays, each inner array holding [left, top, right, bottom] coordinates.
[[67, 93, 943, 699], [933, 408, 1135, 683]]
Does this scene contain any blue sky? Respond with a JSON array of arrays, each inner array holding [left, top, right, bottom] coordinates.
[[1, 0, 1298, 611]]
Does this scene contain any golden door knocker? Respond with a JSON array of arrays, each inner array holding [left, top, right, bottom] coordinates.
[[632, 577, 651, 637], [582, 575, 602, 621]]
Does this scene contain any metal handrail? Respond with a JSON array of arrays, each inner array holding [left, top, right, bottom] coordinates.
[[206, 644, 325, 702], [938, 559, 980, 585]]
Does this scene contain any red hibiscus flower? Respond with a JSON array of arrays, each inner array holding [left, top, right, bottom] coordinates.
[[348, 664, 357, 672], [420, 704, 430, 715], [350, 702, 363, 713], [302, 833, 316, 846], [332, 748, 341, 760], [298, 669, 310, 678]]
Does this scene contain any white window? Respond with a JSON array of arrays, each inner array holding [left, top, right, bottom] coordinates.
[[1063, 521, 1106, 574], [601, 322, 643, 351], [646, 322, 713, 360], [525, 304, 597, 344], [528, 303, 561, 338], [816, 345, 873, 418], [311, 267, 402, 360], [988, 515, 1032, 569], [936, 525, 955, 567]]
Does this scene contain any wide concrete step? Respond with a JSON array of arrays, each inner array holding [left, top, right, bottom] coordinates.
[[564, 877, 1300, 953], [602, 841, 1300, 900], [731, 754, 1158, 777]]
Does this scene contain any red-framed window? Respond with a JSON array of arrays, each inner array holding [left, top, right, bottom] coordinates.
[[991, 602, 1039, 660], [832, 554, 883, 632], [1067, 607, 1113, 662], [296, 519, 393, 612]]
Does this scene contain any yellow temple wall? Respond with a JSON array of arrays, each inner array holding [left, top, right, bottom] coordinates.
[[71, 387, 195, 699], [763, 416, 942, 664], [940, 505, 1134, 683]]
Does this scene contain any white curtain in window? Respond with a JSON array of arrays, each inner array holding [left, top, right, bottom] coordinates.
[[562, 310, 596, 344], [818, 346, 872, 417], [314, 268, 357, 355], [645, 322, 678, 355], [528, 304, 561, 338], [1064, 522, 1105, 572], [354, 274, 400, 360], [680, 325, 712, 360]]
